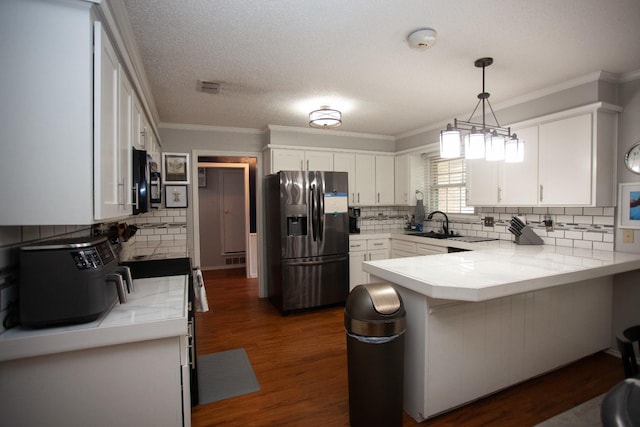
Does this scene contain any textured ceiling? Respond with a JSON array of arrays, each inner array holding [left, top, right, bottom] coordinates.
[[121, 0, 640, 137]]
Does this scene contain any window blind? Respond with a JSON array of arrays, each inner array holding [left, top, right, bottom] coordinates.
[[423, 154, 474, 215]]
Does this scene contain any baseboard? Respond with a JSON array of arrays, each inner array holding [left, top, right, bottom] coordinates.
[[201, 264, 246, 271]]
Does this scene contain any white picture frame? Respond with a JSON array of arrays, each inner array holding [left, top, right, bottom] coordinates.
[[162, 152, 190, 184], [618, 183, 640, 229], [165, 185, 188, 208]]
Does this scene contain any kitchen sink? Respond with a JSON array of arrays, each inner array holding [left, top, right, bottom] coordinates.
[[406, 231, 450, 239], [406, 232, 498, 243]]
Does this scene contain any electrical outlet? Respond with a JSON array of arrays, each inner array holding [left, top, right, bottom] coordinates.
[[484, 216, 494, 227], [623, 229, 634, 244]]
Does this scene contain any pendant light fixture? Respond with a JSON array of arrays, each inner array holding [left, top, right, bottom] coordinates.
[[309, 106, 342, 129], [439, 58, 523, 162]]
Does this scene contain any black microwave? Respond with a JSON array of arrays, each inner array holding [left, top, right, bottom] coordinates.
[[132, 148, 149, 214]]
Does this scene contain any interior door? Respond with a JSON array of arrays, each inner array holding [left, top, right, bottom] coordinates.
[[221, 169, 246, 254]]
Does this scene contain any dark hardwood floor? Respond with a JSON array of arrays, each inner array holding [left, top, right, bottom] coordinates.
[[191, 268, 624, 426]]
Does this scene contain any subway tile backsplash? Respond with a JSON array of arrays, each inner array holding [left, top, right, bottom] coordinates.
[[357, 205, 616, 251]]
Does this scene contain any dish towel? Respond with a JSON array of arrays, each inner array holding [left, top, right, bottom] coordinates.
[[414, 199, 425, 225], [194, 267, 209, 312]]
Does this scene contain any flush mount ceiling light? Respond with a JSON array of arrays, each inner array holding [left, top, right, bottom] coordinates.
[[309, 106, 342, 129], [407, 28, 437, 50], [440, 57, 523, 162]]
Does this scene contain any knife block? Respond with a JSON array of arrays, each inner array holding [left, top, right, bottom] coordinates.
[[514, 226, 544, 245]]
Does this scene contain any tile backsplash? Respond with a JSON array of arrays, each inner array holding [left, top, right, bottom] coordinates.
[[357, 205, 615, 251]]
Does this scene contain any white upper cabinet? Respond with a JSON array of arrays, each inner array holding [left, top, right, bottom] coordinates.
[[468, 125, 539, 206], [394, 153, 424, 206], [0, 0, 94, 225], [354, 154, 376, 205], [466, 103, 618, 207], [0, 0, 159, 225], [94, 22, 127, 221], [269, 148, 334, 172], [334, 152, 356, 204], [375, 155, 395, 205]]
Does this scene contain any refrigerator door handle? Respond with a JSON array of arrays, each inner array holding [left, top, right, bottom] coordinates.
[[310, 183, 317, 242], [318, 183, 324, 241], [285, 256, 348, 267]]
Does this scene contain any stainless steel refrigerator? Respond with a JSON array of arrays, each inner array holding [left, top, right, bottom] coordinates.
[[265, 170, 349, 314]]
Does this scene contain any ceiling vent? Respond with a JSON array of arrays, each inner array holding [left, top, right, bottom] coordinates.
[[199, 80, 222, 94]]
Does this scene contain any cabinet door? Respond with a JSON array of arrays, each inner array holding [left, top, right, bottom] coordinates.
[[466, 159, 498, 206], [305, 150, 333, 171], [94, 22, 122, 220], [334, 153, 356, 205], [272, 149, 304, 172], [500, 125, 539, 206], [395, 155, 410, 205], [349, 251, 367, 290], [539, 113, 592, 205], [375, 156, 395, 205], [117, 68, 133, 214], [367, 248, 390, 262], [355, 154, 376, 205], [132, 96, 144, 150]]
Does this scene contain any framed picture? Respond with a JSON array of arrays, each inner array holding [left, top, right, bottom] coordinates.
[[162, 152, 190, 184], [198, 167, 207, 187], [618, 183, 640, 229], [165, 185, 188, 208]]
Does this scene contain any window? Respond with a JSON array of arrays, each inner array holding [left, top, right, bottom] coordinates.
[[424, 155, 474, 214]]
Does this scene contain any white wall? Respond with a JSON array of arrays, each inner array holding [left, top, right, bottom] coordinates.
[[612, 77, 640, 340]]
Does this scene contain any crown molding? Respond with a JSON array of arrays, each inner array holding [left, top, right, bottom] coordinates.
[[267, 125, 394, 141], [159, 122, 265, 135]]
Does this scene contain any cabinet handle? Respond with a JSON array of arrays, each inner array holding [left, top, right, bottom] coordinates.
[[363, 254, 367, 261], [132, 183, 139, 209], [498, 187, 502, 203], [373, 243, 383, 246], [357, 193, 360, 203], [306, 160, 309, 170], [540, 185, 544, 202], [377, 193, 380, 203], [118, 181, 125, 207]]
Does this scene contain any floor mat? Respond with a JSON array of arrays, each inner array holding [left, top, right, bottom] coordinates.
[[534, 394, 603, 427], [197, 348, 260, 404]]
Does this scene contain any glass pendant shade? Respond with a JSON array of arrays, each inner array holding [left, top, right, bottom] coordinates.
[[440, 126, 461, 158], [464, 129, 486, 159], [504, 136, 524, 163], [485, 132, 505, 161]]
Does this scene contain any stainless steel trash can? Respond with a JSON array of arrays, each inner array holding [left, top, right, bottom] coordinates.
[[345, 283, 406, 427]]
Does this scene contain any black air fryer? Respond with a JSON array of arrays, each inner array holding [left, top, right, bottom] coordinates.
[[19, 236, 129, 328]]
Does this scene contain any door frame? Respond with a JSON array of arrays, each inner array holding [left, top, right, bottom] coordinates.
[[193, 162, 249, 277]]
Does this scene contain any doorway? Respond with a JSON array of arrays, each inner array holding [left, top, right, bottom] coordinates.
[[198, 167, 246, 270], [196, 161, 254, 277]]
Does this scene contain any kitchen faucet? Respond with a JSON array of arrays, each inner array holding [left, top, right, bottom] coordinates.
[[427, 211, 449, 236]]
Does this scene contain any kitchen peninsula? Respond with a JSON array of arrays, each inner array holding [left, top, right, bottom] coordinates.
[[363, 243, 640, 422]]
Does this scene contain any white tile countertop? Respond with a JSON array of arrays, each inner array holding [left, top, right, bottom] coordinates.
[[0, 275, 188, 362], [363, 245, 640, 302]]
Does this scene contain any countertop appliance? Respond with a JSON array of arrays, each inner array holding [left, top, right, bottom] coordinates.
[[19, 236, 131, 328], [132, 148, 149, 215], [265, 171, 350, 314], [349, 207, 361, 234]]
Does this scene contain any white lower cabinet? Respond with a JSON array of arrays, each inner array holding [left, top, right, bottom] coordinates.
[[349, 237, 390, 289], [0, 337, 188, 427]]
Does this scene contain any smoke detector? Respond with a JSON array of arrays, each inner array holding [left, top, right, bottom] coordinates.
[[199, 80, 222, 94], [407, 28, 437, 50]]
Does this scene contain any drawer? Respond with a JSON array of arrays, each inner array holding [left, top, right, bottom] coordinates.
[[349, 240, 366, 252], [367, 238, 390, 251], [416, 243, 447, 255], [391, 239, 417, 253], [391, 249, 417, 259]]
